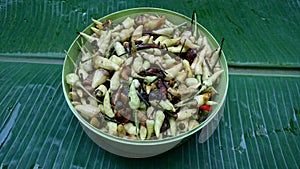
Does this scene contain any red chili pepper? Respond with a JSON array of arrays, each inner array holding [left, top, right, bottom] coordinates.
[[199, 105, 211, 111]]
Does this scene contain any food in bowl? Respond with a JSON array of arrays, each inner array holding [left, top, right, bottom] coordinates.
[[65, 12, 225, 141]]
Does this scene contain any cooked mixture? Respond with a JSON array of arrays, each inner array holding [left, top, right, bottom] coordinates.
[[65, 13, 224, 140]]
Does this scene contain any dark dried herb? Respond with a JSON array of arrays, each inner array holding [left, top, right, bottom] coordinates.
[[137, 91, 151, 107], [160, 116, 170, 133], [185, 48, 197, 64], [136, 43, 162, 50]]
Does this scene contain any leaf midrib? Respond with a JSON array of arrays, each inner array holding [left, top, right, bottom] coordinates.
[[0, 53, 299, 77]]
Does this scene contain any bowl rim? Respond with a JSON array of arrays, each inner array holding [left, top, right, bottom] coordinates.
[[62, 7, 229, 146]]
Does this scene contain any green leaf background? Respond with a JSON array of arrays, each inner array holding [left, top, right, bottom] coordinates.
[[0, 0, 299, 168]]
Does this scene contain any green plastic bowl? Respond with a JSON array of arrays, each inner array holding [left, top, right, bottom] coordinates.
[[62, 7, 228, 158]]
